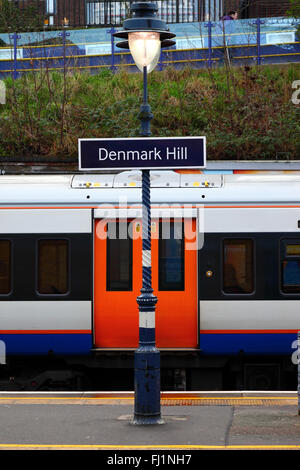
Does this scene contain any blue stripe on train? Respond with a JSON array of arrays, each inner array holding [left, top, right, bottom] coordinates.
[[1, 333, 298, 356], [0, 334, 92, 355], [200, 333, 298, 355]]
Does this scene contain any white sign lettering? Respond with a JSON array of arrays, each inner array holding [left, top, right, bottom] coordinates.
[[99, 146, 188, 162]]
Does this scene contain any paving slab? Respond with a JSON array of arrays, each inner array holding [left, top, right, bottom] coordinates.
[[0, 404, 233, 447], [229, 406, 300, 446], [0, 397, 300, 450]]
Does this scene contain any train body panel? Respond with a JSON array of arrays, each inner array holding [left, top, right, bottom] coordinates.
[[199, 333, 296, 355], [0, 301, 92, 354], [0, 172, 300, 205], [0, 208, 92, 233], [200, 300, 299, 355], [1, 333, 92, 355]]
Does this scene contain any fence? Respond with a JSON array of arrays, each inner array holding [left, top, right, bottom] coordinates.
[[5, 0, 294, 28], [0, 17, 299, 78]]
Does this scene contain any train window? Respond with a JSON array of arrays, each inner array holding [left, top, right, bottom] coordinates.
[[282, 242, 300, 293], [107, 222, 132, 291], [159, 221, 184, 291], [38, 240, 69, 295], [282, 261, 300, 293], [223, 239, 254, 294], [0, 240, 11, 294]]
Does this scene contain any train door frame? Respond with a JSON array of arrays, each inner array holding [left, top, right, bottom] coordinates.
[[92, 207, 200, 350]]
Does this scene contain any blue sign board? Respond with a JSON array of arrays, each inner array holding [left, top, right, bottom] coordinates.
[[78, 137, 206, 171]]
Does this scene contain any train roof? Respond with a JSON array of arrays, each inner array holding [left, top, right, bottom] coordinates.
[[0, 162, 300, 205]]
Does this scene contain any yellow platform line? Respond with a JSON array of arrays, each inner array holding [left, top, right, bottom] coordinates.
[[0, 396, 133, 400], [0, 444, 300, 450], [0, 395, 296, 400], [0, 396, 296, 406]]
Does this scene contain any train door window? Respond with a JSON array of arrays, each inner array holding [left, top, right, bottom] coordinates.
[[107, 222, 132, 291], [0, 240, 11, 294], [281, 241, 300, 293], [38, 239, 69, 295], [223, 239, 254, 294], [159, 221, 184, 291]]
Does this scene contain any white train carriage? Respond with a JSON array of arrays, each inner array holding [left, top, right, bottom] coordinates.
[[0, 162, 299, 390]]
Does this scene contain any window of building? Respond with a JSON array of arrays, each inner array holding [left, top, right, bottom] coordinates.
[[223, 239, 254, 294], [0, 240, 11, 294], [38, 239, 69, 295], [107, 222, 132, 291], [46, 0, 56, 26], [159, 221, 184, 291]]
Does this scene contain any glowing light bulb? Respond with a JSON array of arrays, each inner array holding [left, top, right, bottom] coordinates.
[[128, 31, 161, 73]]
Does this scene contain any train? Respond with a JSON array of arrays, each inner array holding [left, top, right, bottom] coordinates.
[[0, 161, 300, 391]]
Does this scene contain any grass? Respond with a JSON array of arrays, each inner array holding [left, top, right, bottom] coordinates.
[[0, 63, 300, 160]]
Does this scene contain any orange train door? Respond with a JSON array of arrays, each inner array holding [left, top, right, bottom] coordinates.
[[93, 218, 198, 348]]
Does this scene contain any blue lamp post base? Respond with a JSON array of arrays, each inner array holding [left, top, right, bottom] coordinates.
[[133, 338, 164, 425]]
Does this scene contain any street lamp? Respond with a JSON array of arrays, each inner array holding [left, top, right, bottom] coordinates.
[[114, 2, 175, 136], [114, 2, 175, 425]]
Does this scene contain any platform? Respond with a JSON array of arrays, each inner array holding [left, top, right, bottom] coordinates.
[[0, 391, 299, 451]]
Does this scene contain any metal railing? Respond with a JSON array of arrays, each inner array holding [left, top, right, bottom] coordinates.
[[0, 17, 299, 78]]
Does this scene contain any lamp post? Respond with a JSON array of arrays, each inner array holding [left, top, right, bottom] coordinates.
[[114, 2, 175, 425]]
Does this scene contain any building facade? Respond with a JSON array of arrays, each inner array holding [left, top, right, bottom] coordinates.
[[14, 0, 293, 27], [226, 0, 291, 19]]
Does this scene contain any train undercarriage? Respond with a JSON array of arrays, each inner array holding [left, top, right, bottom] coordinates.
[[0, 352, 297, 392]]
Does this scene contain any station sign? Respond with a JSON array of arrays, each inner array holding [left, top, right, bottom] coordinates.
[[78, 136, 206, 171]]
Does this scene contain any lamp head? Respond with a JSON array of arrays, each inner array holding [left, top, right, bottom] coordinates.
[[113, 2, 176, 72]]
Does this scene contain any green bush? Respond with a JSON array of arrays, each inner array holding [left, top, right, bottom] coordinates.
[[0, 64, 299, 160], [0, 0, 44, 33]]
